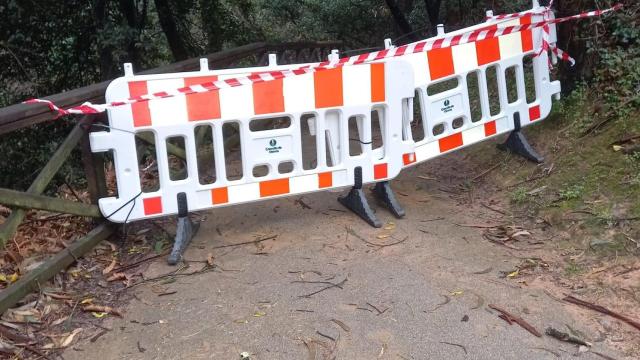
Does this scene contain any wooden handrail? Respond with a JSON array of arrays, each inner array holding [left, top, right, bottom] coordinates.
[[0, 41, 341, 135]]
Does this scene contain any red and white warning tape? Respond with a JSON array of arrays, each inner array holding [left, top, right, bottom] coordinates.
[[24, 3, 622, 117]]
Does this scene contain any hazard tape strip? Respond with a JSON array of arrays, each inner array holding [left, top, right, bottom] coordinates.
[[487, 1, 575, 66], [24, 3, 622, 117]]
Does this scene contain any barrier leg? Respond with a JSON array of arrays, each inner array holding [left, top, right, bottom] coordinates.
[[168, 192, 200, 265], [497, 114, 544, 163], [338, 167, 382, 228], [372, 181, 406, 218]]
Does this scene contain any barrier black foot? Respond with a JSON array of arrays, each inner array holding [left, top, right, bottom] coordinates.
[[338, 166, 382, 228], [338, 188, 382, 228], [372, 181, 405, 218], [498, 112, 544, 163], [168, 193, 200, 265], [497, 130, 544, 163]]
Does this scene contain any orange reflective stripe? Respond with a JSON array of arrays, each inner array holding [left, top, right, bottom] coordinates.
[[259, 178, 290, 197], [253, 78, 285, 115], [476, 37, 501, 65], [143, 197, 163, 215], [529, 105, 541, 121], [403, 153, 416, 165], [314, 68, 343, 108], [185, 76, 221, 121], [373, 163, 388, 180], [129, 81, 152, 127], [318, 172, 333, 188], [484, 120, 497, 136], [370, 63, 385, 102], [438, 132, 463, 152], [519, 15, 534, 52], [211, 187, 229, 204], [427, 47, 455, 80]]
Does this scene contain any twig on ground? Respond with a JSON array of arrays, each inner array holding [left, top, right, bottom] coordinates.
[[90, 329, 110, 343], [439, 341, 467, 354], [346, 227, 409, 248], [488, 304, 542, 337], [124, 264, 214, 290], [420, 217, 445, 222], [530, 347, 560, 358], [451, 222, 503, 229], [472, 163, 501, 182], [212, 235, 277, 249], [331, 319, 350, 332], [299, 278, 347, 298], [481, 202, 509, 215], [428, 295, 451, 312], [113, 251, 170, 273], [545, 327, 591, 346], [591, 351, 618, 360], [316, 330, 335, 342], [563, 295, 640, 331], [366, 302, 388, 315]]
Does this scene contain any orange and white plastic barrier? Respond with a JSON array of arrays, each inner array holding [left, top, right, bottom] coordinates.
[[90, 59, 415, 222], [395, 2, 561, 167]]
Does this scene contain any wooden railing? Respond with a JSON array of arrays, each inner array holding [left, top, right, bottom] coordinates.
[[0, 41, 341, 313]]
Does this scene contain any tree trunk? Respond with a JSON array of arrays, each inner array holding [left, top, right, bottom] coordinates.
[[424, 0, 442, 34], [154, 0, 190, 61], [385, 0, 420, 42], [118, 0, 147, 67], [93, 0, 117, 80], [199, 0, 224, 53]]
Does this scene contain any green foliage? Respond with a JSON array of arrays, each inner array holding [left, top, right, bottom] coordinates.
[[627, 152, 640, 187], [558, 184, 584, 201], [564, 260, 584, 276], [511, 187, 528, 204]]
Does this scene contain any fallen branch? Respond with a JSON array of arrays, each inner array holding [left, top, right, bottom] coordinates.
[[212, 235, 277, 249], [563, 295, 640, 332], [488, 304, 542, 337], [545, 327, 590, 346]]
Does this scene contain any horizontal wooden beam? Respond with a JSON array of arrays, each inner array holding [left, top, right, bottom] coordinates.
[[0, 224, 114, 315], [0, 188, 102, 218]]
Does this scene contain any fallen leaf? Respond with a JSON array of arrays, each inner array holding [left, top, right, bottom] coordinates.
[[234, 319, 248, 324], [92, 312, 107, 318], [80, 298, 94, 305], [383, 222, 396, 231], [102, 259, 117, 275], [45, 328, 82, 348], [450, 290, 464, 296], [507, 269, 520, 278], [83, 305, 123, 317], [613, 145, 622, 152], [107, 272, 127, 282], [253, 311, 266, 317], [376, 234, 391, 239]]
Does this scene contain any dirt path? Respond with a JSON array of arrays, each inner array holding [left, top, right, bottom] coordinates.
[[65, 154, 629, 359]]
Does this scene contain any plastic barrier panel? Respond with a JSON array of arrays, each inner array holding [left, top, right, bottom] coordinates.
[[90, 60, 415, 222], [398, 6, 561, 166]]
